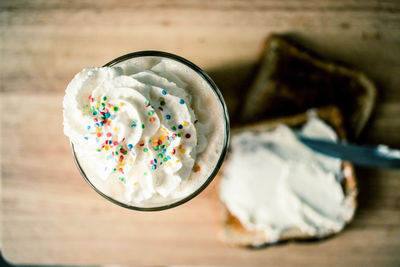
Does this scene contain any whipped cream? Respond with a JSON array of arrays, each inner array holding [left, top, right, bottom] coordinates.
[[219, 118, 355, 243], [64, 56, 227, 207]]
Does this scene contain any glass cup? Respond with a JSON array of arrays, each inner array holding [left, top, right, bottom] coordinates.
[[71, 51, 230, 211]]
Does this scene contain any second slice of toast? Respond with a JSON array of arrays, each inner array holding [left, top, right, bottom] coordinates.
[[239, 34, 376, 139]]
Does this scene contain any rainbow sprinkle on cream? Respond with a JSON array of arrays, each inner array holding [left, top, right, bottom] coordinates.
[[81, 92, 197, 184]]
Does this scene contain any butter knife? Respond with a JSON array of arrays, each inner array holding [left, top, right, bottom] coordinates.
[[298, 136, 400, 169]]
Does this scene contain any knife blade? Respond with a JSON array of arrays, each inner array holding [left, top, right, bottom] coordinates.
[[298, 136, 400, 169]]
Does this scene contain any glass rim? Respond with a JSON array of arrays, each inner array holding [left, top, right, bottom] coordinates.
[[71, 50, 230, 211]]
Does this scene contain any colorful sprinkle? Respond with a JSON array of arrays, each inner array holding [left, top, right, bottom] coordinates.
[[83, 89, 196, 178], [193, 166, 201, 172]]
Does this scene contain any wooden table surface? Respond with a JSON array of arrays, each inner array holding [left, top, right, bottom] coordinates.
[[1, 0, 400, 266]]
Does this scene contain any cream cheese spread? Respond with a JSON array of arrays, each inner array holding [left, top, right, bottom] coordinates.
[[219, 118, 355, 242]]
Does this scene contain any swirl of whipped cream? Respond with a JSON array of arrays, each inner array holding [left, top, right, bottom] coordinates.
[[63, 64, 203, 203]]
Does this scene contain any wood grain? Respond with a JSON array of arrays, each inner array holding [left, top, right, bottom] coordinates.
[[1, 0, 400, 266]]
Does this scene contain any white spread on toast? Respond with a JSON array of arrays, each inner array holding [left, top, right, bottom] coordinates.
[[219, 118, 355, 243]]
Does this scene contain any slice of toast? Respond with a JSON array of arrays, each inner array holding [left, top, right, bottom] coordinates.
[[238, 34, 376, 139], [218, 106, 357, 247]]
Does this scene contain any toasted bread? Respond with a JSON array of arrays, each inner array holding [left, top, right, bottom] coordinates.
[[238, 34, 376, 139], [218, 106, 358, 247]]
